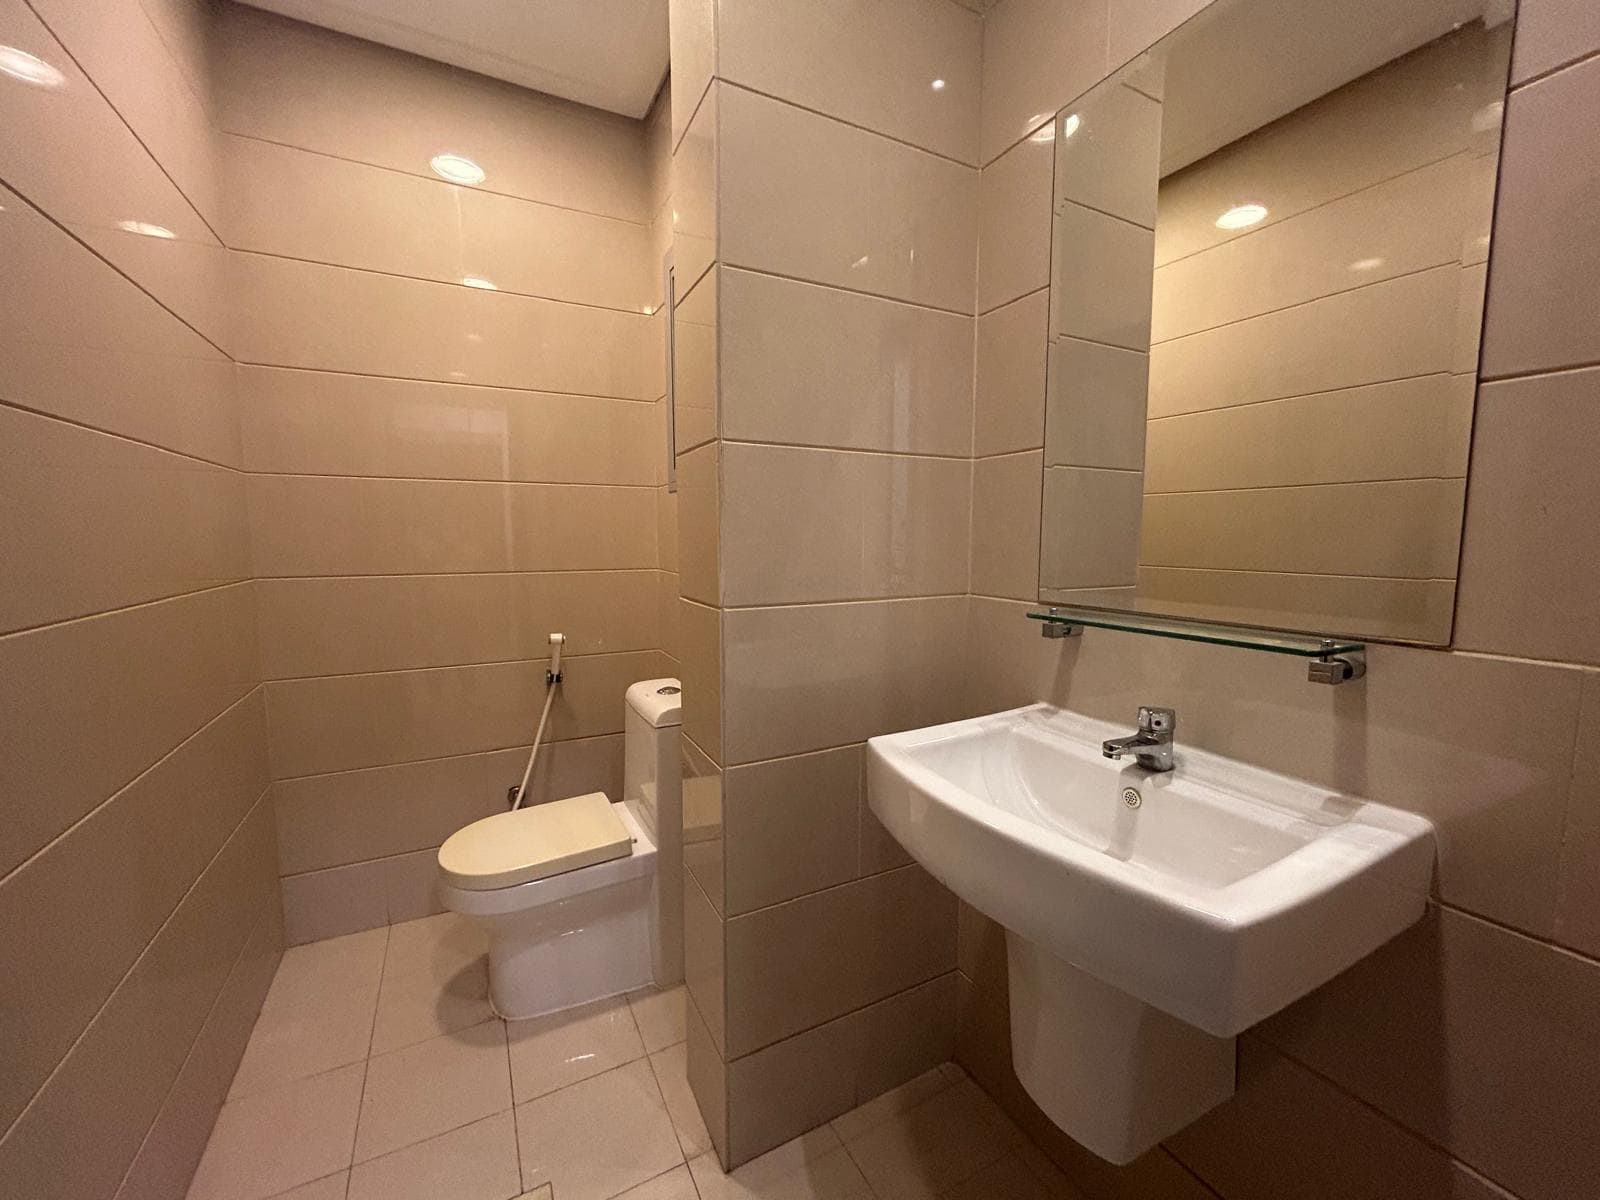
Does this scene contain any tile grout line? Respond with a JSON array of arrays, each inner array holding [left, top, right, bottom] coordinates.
[[345, 923, 392, 1198]]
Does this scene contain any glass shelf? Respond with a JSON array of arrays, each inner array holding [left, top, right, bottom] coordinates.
[[1026, 607, 1364, 659]]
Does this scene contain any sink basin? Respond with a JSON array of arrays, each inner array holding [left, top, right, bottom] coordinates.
[[867, 703, 1434, 1161]]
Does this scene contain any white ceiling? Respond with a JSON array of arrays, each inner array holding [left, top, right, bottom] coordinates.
[[240, 0, 670, 118]]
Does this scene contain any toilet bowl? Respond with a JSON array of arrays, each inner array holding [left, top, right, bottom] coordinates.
[[437, 678, 682, 1021]]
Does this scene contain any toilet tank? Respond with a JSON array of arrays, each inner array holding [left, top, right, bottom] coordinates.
[[623, 678, 682, 846]]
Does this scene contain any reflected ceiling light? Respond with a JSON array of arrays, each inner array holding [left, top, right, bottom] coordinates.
[[1472, 100, 1503, 133], [1060, 113, 1082, 139], [0, 45, 65, 88], [1349, 256, 1384, 272], [850, 254, 870, 270], [430, 153, 485, 185], [1215, 203, 1268, 230], [461, 275, 497, 290], [930, 78, 946, 91], [116, 218, 175, 239]]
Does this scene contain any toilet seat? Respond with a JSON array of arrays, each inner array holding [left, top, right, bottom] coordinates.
[[438, 792, 632, 891]]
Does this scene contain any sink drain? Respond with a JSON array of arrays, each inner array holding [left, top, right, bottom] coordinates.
[[1121, 787, 1142, 809]]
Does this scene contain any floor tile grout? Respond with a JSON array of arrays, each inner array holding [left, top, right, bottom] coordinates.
[[343, 922, 392, 1199]]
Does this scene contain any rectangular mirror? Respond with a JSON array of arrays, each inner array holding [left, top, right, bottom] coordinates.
[[1038, 0, 1514, 645]]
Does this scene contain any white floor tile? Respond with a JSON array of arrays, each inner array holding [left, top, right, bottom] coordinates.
[[383, 912, 487, 985], [613, 1164, 700, 1199], [354, 1019, 511, 1162], [263, 928, 387, 1013], [507, 994, 646, 1103], [371, 954, 494, 1055], [650, 1043, 714, 1159], [229, 986, 377, 1099], [263, 1172, 348, 1200], [515, 1059, 684, 1200], [687, 1127, 872, 1200], [829, 1066, 954, 1143], [627, 983, 688, 1052], [347, 1110, 521, 1200], [839, 1080, 1015, 1200], [187, 1064, 364, 1200], [939, 1152, 1068, 1200]]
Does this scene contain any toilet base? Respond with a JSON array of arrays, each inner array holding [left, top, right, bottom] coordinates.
[[484, 873, 657, 1020]]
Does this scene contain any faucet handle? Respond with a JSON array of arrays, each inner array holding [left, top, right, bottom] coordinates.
[[1136, 706, 1176, 733]]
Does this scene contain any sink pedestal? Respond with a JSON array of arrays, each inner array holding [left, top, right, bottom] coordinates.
[[1007, 934, 1236, 1164]]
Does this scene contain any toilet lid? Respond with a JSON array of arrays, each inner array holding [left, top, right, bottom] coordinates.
[[438, 793, 632, 890]]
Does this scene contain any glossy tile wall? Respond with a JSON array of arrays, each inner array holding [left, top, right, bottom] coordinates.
[[213, 4, 672, 944], [0, 1, 279, 1197], [962, 2, 1600, 1198], [667, 0, 983, 1168]]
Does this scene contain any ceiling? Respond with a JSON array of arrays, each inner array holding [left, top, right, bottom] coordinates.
[[240, 0, 669, 118]]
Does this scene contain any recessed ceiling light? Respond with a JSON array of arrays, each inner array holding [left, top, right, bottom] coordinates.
[[930, 78, 946, 91], [430, 153, 485, 185], [116, 219, 176, 239], [0, 45, 65, 88], [461, 275, 497, 290], [1215, 203, 1268, 230], [1060, 113, 1082, 139]]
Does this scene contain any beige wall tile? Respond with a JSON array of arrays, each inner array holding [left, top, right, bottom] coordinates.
[[970, 451, 1042, 602], [849, 974, 959, 1105], [0, 692, 267, 1131], [686, 871, 727, 1056], [1149, 265, 1458, 417], [723, 598, 970, 764], [1051, 203, 1154, 351], [1055, 82, 1163, 227], [725, 1024, 858, 1167], [228, 254, 657, 398], [658, 488, 680, 573], [272, 736, 622, 875], [1138, 568, 1457, 646], [720, 269, 975, 456], [673, 267, 719, 454], [668, 0, 715, 150], [1511, 0, 1600, 83], [70, 222, 229, 353], [281, 860, 389, 946], [0, 583, 258, 877], [1259, 907, 1600, 1200], [0, 406, 248, 633], [381, 850, 447, 924], [720, 445, 971, 605], [1455, 367, 1600, 664], [0, 797, 277, 1199], [1154, 155, 1473, 343], [683, 735, 725, 911], [1145, 374, 1473, 494], [719, 86, 978, 313], [216, 4, 648, 222], [30, 0, 221, 227], [977, 135, 1054, 314], [722, 747, 862, 916], [224, 135, 652, 312], [979, 0, 1109, 165], [717, 0, 981, 163], [1482, 54, 1600, 374], [246, 476, 655, 577], [679, 601, 723, 765], [264, 650, 662, 779], [1167, 1038, 1508, 1200], [1045, 337, 1148, 471], [975, 290, 1048, 457], [0, 0, 214, 244], [672, 86, 718, 298], [113, 901, 283, 1200], [0, 182, 236, 464], [685, 987, 729, 1164], [676, 442, 720, 606], [1040, 467, 1142, 590], [238, 367, 659, 484], [962, 597, 1058, 718], [256, 572, 661, 679], [1108, 0, 1213, 71], [1142, 480, 1466, 579], [723, 865, 955, 1057]]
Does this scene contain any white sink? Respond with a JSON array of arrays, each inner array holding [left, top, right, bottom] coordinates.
[[867, 704, 1434, 1161]]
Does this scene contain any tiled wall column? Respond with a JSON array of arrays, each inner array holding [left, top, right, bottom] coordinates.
[[669, 0, 986, 1168], [961, 3, 1600, 1199], [213, 5, 673, 944], [0, 1, 278, 1196]]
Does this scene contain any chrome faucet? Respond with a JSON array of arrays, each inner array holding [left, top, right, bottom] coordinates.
[[1102, 706, 1177, 773]]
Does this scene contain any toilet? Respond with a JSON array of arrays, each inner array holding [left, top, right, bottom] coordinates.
[[437, 678, 682, 1020]]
